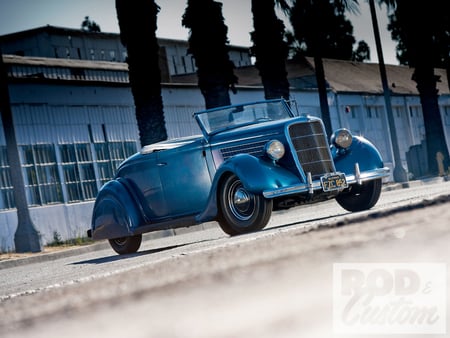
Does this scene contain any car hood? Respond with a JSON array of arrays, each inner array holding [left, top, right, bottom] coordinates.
[[207, 115, 315, 144]]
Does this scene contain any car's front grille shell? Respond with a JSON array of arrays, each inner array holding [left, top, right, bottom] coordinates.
[[217, 121, 334, 180], [288, 121, 335, 179]]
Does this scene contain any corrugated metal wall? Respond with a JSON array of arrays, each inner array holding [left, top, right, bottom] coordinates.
[[8, 103, 139, 145]]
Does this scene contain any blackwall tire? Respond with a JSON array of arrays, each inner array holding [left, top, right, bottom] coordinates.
[[217, 174, 272, 236], [336, 179, 382, 212], [108, 234, 142, 255]]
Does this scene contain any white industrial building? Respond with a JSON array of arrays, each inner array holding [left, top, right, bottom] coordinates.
[[0, 26, 449, 252]]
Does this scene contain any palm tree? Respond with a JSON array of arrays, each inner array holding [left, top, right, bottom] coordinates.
[[250, 0, 290, 101], [182, 0, 238, 109], [383, 0, 449, 175], [1, 53, 42, 252], [369, 0, 408, 182], [290, 0, 359, 137], [352, 41, 371, 62], [81, 16, 101, 32], [115, 0, 167, 147]]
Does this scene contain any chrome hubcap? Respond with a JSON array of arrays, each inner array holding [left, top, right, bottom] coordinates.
[[228, 180, 255, 221]]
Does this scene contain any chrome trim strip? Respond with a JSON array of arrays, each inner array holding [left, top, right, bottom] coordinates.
[[262, 167, 390, 198]]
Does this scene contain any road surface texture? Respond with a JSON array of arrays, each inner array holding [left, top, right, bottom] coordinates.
[[1, 179, 449, 338]]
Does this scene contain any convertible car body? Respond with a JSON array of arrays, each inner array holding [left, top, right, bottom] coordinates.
[[88, 99, 389, 254]]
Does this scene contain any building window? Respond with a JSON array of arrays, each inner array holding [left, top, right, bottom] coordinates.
[[122, 51, 128, 62], [0, 140, 137, 209], [172, 55, 178, 75], [20, 144, 63, 206], [182, 56, 187, 73], [100, 50, 105, 60], [367, 106, 380, 119], [60, 143, 97, 203], [409, 106, 421, 117], [95, 143, 114, 186], [95, 141, 137, 186], [90, 49, 95, 60], [0, 146, 15, 210], [443, 106, 450, 125], [444, 106, 450, 116], [109, 50, 116, 61]]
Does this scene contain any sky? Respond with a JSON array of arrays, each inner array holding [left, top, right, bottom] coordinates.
[[0, 0, 398, 65]]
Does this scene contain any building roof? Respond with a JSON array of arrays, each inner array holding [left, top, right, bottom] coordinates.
[[171, 56, 450, 96], [4, 53, 449, 96], [304, 57, 450, 95], [0, 25, 250, 51], [3, 54, 128, 71]]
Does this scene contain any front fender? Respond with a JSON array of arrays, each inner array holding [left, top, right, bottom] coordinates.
[[332, 135, 384, 174], [90, 179, 141, 240], [196, 154, 299, 222], [218, 154, 300, 193]]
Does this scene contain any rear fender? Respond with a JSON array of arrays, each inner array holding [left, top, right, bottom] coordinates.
[[332, 135, 384, 174], [90, 179, 142, 240]]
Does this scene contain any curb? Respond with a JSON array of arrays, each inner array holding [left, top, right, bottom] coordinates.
[[382, 175, 447, 192]]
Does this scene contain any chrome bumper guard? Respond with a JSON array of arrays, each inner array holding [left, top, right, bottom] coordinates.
[[263, 164, 390, 199]]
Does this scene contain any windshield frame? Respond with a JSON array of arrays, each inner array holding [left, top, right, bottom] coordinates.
[[193, 99, 294, 137]]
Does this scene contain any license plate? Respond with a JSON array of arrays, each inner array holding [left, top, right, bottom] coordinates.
[[321, 173, 348, 192]]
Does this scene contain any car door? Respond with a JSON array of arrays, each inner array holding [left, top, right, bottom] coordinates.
[[157, 143, 212, 218]]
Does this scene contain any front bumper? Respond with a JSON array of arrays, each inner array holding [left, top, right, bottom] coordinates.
[[262, 164, 390, 199]]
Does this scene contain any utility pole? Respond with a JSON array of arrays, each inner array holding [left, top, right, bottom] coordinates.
[[0, 52, 42, 252], [369, 0, 408, 183]]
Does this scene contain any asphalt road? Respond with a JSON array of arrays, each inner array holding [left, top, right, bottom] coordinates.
[[1, 178, 449, 338]]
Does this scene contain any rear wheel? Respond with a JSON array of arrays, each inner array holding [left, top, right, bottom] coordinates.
[[336, 179, 382, 212], [218, 174, 273, 235], [108, 234, 142, 255]]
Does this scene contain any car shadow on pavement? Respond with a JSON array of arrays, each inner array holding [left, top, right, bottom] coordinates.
[[70, 243, 189, 265], [267, 211, 350, 232]]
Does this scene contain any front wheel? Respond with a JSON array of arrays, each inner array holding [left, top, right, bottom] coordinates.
[[217, 174, 273, 236], [108, 234, 142, 255], [336, 179, 382, 212]]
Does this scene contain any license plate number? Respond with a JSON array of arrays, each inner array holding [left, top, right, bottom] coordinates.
[[321, 173, 348, 192]]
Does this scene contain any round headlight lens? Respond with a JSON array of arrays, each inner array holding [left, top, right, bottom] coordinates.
[[265, 140, 285, 161], [331, 128, 353, 149]]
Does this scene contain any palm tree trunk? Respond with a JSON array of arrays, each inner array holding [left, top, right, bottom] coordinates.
[[394, 0, 450, 175], [414, 65, 450, 175], [251, 0, 290, 101], [182, 0, 237, 109], [313, 55, 332, 137], [116, 0, 167, 147], [1, 53, 41, 252]]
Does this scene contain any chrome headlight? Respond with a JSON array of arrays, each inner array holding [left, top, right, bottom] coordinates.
[[265, 140, 285, 161], [331, 128, 353, 149]]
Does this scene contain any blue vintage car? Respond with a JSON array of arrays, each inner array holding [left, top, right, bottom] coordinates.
[[88, 99, 389, 254]]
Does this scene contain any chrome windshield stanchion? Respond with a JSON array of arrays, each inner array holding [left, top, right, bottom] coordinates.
[[355, 162, 362, 185], [307, 172, 314, 194]]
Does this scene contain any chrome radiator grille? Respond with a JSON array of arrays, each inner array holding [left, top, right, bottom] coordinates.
[[220, 140, 267, 161], [288, 121, 334, 178]]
